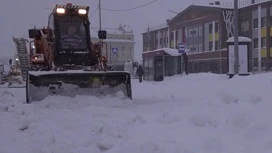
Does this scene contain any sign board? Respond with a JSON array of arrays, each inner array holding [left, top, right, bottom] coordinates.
[[178, 43, 185, 54], [112, 54, 118, 61], [227, 44, 249, 75], [111, 48, 118, 61], [112, 48, 118, 54]]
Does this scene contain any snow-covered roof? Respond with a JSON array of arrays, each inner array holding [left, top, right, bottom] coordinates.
[[91, 24, 133, 36], [104, 39, 135, 43], [168, 0, 270, 25], [226, 36, 252, 43], [118, 24, 133, 33], [144, 22, 168, 32], [191, 0, 270, 9], [194, 2, 233, 9], [143, 48, 181, 56], [163, 48, 181, 56]]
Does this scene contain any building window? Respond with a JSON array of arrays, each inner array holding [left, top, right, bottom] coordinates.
[[209, 41, 213, 51], [253, 18, 258, 29], [190, 47, 194, 52], [261, 17, 266, 27], [209, 23, 212, 33], [215, 22, 219, 33], [160, 38, 162, 45], [190, 30, 196, 35], [253, 38, 258, 48], [261, 37, 266, 48], [215, 41, 219, 50], [241, 20, 249, 32]]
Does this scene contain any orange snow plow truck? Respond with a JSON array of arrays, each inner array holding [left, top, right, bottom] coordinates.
[[23, 3, 132, 103]]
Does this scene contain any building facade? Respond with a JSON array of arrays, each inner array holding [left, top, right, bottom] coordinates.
[[91, 24, 135, 69], [141, 23, 182, 81], [167, 4, 234, 74], [239, 0, 272, 69], [142, 23, 169, 51], [142, 0, 272, 75]]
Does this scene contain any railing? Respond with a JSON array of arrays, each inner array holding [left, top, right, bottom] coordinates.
[[187, 58, 272, 75]]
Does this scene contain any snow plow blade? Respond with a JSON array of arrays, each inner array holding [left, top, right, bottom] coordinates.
[[26, 71, 132, 103]]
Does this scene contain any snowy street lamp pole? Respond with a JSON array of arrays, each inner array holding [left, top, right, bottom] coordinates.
[[99, 0, 102, 30], [234, 0, 239, 75]]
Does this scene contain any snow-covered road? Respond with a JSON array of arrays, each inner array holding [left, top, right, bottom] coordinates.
[[1, 73, 272, 153]]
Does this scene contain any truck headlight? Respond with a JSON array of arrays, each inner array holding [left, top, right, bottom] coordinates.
[[78, 9, 87, 14], [56, 8, 65, 14]]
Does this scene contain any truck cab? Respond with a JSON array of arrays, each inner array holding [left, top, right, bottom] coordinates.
[[28, 3, 107, 68]]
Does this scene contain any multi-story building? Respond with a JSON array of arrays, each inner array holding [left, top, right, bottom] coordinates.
[[167, 3, 232, 73], [238, 0, 272, 69], [141, 23, 181, 80], [142, 0, 272, 75], [91, 24, 135, 69], [142, 22, 169, 51]]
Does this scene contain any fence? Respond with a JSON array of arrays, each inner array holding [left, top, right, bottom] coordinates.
[[187, 58, 272, 74]]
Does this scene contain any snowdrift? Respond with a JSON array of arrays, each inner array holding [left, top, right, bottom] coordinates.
[[1, 73, 272, 153]]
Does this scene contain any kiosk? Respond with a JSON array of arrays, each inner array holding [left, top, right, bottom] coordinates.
[[226, 36, 251, 78]]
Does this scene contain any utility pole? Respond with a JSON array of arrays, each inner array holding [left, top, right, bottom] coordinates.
[[234, 0, 239, 75], [99, 0, 102, 30]]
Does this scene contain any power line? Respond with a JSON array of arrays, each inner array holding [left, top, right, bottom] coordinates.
[[90, 7, 98, 18], [101, 0, 159, 11]]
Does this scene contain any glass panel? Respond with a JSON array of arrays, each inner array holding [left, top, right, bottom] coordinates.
[[59, 20, 87, 51], [143, 58, 149, 80], [148, 58, 153, 80]]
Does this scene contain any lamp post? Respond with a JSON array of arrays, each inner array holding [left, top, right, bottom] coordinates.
[[234, 0, 239, 75], [99, 0, 102, 30]]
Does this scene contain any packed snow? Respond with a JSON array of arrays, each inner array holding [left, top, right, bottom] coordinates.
[[1, 73, 272, 153]]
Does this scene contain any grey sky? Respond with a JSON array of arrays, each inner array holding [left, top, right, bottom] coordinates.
[[0, 0, 227, 60]]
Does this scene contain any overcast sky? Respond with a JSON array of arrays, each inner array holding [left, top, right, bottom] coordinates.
[[0, 0, 232, 61]]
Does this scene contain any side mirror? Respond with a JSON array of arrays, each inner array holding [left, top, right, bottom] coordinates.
[[98, 30, 107, 39]]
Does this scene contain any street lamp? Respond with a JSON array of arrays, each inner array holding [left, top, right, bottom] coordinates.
[[99, 0, 102, 30], [233, 0, 239, 75]]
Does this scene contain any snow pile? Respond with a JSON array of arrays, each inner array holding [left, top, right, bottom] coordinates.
[[1, 72, 272, 153]]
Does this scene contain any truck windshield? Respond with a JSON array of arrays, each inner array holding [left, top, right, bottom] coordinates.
[[59, 21, 87, 51]]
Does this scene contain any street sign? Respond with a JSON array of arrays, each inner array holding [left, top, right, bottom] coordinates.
[[178, 43, 185, 54], [112, 48, 118, 53], [112, 54, 118, 61], [112, 48, 118, 61]]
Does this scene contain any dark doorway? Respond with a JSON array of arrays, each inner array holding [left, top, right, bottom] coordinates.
[[154, 56, 164, 81]]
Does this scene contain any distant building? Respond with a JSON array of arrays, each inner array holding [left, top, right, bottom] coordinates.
[[91, 24, 135, 69]]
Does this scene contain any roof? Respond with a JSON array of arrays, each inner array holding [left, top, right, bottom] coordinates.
[[142, 48, 181, 56], [226, 36, 252, 43], [144, 22, 168, 32], [168, 0, 271, 25], [167, 5, 224, 25], [91, 24, 133, 37], [90, 28, 135, 43]]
